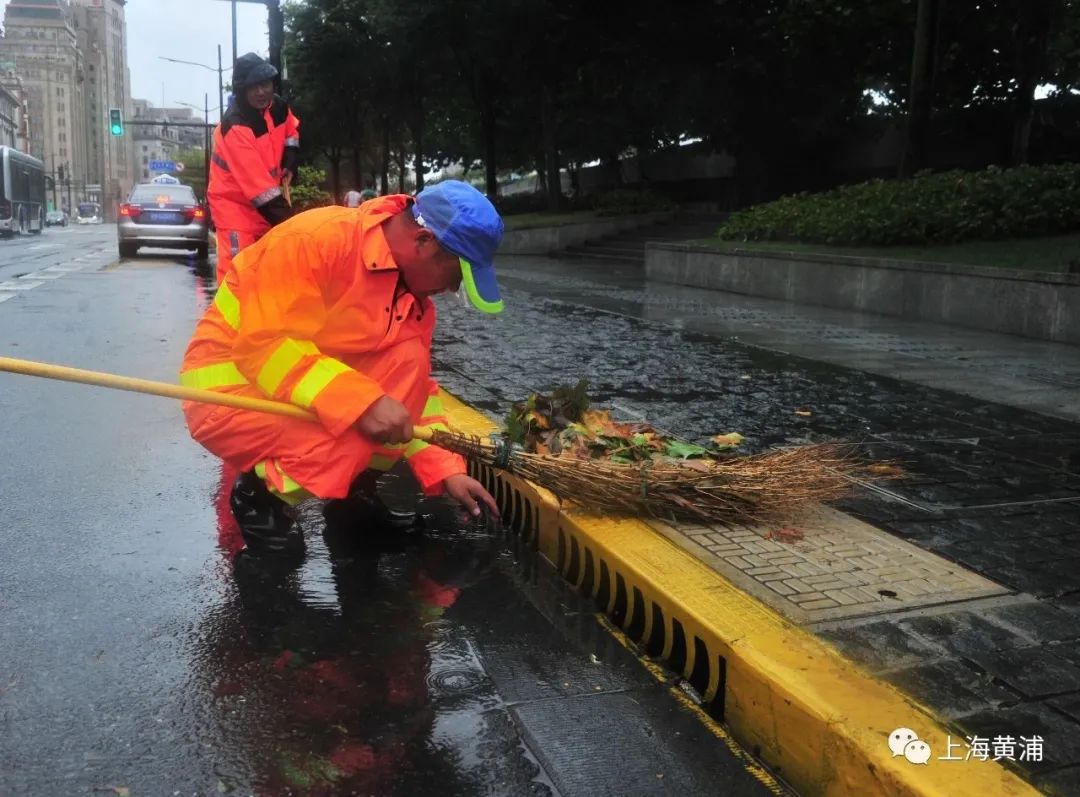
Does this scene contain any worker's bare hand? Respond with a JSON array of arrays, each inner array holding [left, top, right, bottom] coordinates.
[[356, 395, 413, 444], [281, 168, 294, 185], [443, 474, 500, 519]]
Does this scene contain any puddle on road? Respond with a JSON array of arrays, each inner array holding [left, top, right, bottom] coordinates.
[[189, 463, 557, 796]]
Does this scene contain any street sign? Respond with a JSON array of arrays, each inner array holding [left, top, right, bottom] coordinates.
[[174, 162, 185, 173], [149, 160, 177, 172]]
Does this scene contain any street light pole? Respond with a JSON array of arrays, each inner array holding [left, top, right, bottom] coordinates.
[[204, 93, 210, 199], [218, 45, 225, 119], [231, 0, 238, 68]]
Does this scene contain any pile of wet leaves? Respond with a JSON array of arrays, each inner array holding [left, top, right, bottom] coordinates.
[[504, 380, 743, 464]]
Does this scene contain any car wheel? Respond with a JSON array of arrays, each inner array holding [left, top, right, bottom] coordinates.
[[196, 243, 209, 261], [119, 242, 139, 258]]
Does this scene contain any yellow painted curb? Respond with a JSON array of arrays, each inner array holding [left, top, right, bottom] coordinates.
[[441, 390, 1039, 797]]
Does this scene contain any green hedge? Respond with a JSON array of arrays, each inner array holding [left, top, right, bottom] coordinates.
[[718, 164, 1080, 246], [592, 187, 676, 217]]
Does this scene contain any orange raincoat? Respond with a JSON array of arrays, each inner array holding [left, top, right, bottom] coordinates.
[[208, 98, 300, 282], [180, 196, 466, 502]]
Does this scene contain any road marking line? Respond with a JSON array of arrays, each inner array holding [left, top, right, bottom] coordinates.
[[31, 273, 64, 280], [0, 293, 15, 303], [0, 280, 43, 290]]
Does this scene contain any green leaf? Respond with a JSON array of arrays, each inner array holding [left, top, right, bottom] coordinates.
[[664, 440, 712, 459]]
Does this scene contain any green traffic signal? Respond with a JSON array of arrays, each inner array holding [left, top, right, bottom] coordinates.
[[109, 108, 123, 136]]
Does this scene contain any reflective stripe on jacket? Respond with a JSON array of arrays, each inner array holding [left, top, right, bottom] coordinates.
[[207, 97, 299, 235], [180, 195, 466, 495]]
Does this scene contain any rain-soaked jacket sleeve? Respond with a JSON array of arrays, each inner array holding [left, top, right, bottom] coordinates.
[[401, 380, 467, 496], [221, 124, 283, 208], [281, 106, 300, 174], [231, 231, 385, 437]]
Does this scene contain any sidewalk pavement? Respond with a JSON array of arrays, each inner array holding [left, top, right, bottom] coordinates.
[[431, 252, 1080, 795]]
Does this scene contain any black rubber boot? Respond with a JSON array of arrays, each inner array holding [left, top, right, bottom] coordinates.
[[323, 469, 423, 533], [229, 471, 304, 555]]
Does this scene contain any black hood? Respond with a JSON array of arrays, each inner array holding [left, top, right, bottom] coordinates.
[[232, 52, 278, 92], [222, 52, 285, 136]]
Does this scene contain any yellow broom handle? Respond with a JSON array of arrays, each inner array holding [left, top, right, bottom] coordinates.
[[0, 356, 440, 441], [0, 355, 315, 421]]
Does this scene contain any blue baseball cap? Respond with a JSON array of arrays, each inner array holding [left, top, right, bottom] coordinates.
[[412, 181, 504, 314]]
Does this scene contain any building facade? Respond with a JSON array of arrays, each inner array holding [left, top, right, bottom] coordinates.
[[0, 0, 133, 217], [131, 99, 181, 182], [71, 0, 132, 216], [0, 0, 88, 212], [0, 73, 33, 152], [0, 83, 23, 148]]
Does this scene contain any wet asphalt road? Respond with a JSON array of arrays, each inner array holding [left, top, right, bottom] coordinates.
[[0, 228, 783, 796]]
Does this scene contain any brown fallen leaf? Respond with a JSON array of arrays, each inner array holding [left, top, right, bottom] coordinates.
[[711, 432, 744, 449], [794, 409, 812, 417], [764, 527, 805, 543], [94, 787, 130, 797], [679, 459, 715, 473]]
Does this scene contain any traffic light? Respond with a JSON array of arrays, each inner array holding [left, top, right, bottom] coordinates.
[[109, 108, 123, 136]]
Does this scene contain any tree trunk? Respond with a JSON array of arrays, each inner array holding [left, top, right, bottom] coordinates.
[[479, 76, 498, 198], [380, 120, 390, 195], [603, 152, 622, 188], [411, 99, 425, 193], [535, 155, 546, 193], [569, 161, 581, 198], [352, 145, 363, 191], [898, 0, 940, 177], [1010, 0, 1058, 165], [327, 148, 341, 204], [397, 144, 406, 194], [541, 83, 560, 211]]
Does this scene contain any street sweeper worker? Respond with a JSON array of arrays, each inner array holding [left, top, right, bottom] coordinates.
[[208, 52, 300, 283], [180, 180, 502, 554]]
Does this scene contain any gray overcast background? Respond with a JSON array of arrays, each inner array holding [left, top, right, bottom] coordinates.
[[126, 0, 269, 122], [1, 0, 275, 124]]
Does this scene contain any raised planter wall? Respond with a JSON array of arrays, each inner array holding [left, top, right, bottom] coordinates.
[[500, 211, 675, 255], [645, 243, 1080, 345]]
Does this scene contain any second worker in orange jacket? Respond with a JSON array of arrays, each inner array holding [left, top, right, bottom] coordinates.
[[208, 52, 300, 284], [180, 181, 504, 554]]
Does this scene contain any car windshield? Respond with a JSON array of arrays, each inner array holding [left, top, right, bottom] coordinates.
[[130, 186, 197, 205], [47, 211, 62, 218], [76, 204, 100, 217]]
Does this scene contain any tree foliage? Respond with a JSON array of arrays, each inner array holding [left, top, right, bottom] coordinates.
[[283, 0, 1080, 206]]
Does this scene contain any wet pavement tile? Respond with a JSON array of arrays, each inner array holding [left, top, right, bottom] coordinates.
[[882, 658, 1020, 718], [983, 603, 1080, 645], [1035, 764, 1080, 797], [817, 620, 949, 673], [954, 702, 1080, 774], [1048, 693, 1080, 724], [961, 645, 1080, 699], [898, 611, 1035, 659]]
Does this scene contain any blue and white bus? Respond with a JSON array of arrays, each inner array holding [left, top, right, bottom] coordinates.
[[0, 146, 46, 236]]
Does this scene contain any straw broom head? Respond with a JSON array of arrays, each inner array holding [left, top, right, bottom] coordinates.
[[427, 429, 886, 526]]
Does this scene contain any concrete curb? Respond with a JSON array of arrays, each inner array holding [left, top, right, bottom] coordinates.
[[644, 242, 1080, 345], [440, 389, 1040, 797], [501, 211, 675, 255]]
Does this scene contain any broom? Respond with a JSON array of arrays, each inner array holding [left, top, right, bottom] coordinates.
[[0, 355, 873, 526]]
